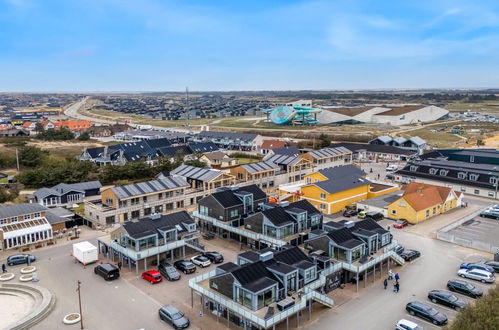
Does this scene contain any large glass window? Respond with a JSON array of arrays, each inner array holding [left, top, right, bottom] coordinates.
[[256, 287, 275, 310], [236, 287, 253, 309]]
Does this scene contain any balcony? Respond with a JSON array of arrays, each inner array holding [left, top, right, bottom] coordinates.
[[98, 235, 186, 261]]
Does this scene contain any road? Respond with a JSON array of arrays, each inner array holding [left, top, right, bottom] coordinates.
[[64, 97, 117, 125], [11, 238, 166, 330], [307, 220, 494, 330]]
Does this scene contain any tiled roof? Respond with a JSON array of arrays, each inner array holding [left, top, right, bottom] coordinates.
[[261, 140, 286, 150], [400, 182, 452, 211]]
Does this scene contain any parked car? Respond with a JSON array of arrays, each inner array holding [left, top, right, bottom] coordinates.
[[396, 319, 423, 330], [447, 279, 483, 298], [457, 269, 495, 283], [94, 263, 120, 281], [158, 262, 181, 281], [484, 260, 499, 273], [393, 220, 409, 229], [366, 211, 384, 221], [358, 211, 368, 219], [190, 255, 211, 268], [460, 262, 495, 274], [7, 254, 36, 266], [202, 251, 224, 264], [142, 270, 162, 284], [343, 209, 358, 217], [159, 305, 190, 329], [386, 164, 399, 171], [401, 250, 421, 261], [405, 301, 448, 326], [385, 173, 395, 180], [427, 290, 468, 310], [174, 260, 196, 274], [393, 244, 405, 255]]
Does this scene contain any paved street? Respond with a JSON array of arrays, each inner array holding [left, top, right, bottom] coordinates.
[[307, 219, 495, 330]]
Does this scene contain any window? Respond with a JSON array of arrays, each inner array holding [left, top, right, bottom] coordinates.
[[10, 217, 18, 222], [304, 267, 317, 283], [439, 169, 448, 176], [199, 205, 208, 215], [474, 189, 480, 195], [391, 210, 397, 215], [131, 210, 140, 218], [410, 165, 418, 172], [470, 155, 474, 163], [429, 168, 438, 175], [306, 177, 311, 184], [320, 204, 326, 210], [155, 205, 163, 213], [469, 174, 479, 181], [34, 212, 41, 218], [460, 187, 466, 192], [399, 201, 406, 207], [490, 177, 498, 185], [24, 214, 30, 220], [144, 208, 152, 216], [425, 210, 430, 217], [320, 193, 326, 199], [314, 179, 319, 182], [230, 209, 239, 218], [488, 192, 494, 197], [458, 172, 467, 179], [432, 207, 436, 215], [158, 193, 163, 199], [143, 196, 148, 202]]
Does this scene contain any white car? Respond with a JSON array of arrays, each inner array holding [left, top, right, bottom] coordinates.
[[457, 268, 495, 283], [190, 255, 211, 268], [396, 319, 424, 330], [386, 165, 399, 171]]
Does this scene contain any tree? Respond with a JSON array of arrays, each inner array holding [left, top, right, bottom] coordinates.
[[318, 134, 332, 149], [18, 146, 47, 168], [0, 186, 17, 203], [35, 122, 44, 134], [37, 128, 74, 141], [184, 158, 207, 168], [77, 132, 90, 141]]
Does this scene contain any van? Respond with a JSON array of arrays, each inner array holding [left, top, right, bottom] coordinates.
[[94, 263, 120, 281]]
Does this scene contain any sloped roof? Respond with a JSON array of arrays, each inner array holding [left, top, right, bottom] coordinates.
[[308, 146, 351, 159], [264, 154, 301, 166], [242, 161, 279, 174], [261, 140, 286, 150], [271, 146, 300, 157], [285, 200, 321, 215], [53, 181, 101, 194], [188, 142, 219, 153], [170, 164, 222, 182], [262, 207, 295, 227], [400, 182, 452, 211], [111, 177, 189, 199], [203, 151, 230, 161], [315, 176, 371, 194], [409, 136, 426, 146], [210, 184, 266, 208], [230, 261, 278, 292], [198, 131, 258, 141], [0, 203, 47, 219], [318, 165, 365, 180], [330, 142, 415, 156], [123, 211, 194, 239]]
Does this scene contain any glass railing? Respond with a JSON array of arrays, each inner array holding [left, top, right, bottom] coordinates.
[[105, 239, 185, 260]]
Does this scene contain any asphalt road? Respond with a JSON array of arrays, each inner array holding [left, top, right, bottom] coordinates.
[[307, 220, 495, 330], [14, 238, 166, 330]]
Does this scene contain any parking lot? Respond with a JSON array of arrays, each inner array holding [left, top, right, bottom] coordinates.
[[442, 215, 499, 253]]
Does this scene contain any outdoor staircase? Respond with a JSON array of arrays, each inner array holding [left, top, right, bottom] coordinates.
[[308, 290, 334, 308], [388, 250, 405, 266], [185, 240, 205, 253]]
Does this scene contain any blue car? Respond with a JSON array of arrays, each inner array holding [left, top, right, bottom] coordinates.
[[460, 262, 495, 274]]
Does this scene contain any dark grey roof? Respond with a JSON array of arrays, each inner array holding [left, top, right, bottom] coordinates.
[[271, 146, 300, 157], [262, 207, 295, 227], [0, 203, 47, 219], [46, 207, 74, 218], [264, 154, 301, 166], [357, 190, 402, 208], [217, 262, 241, 273], [44, 212, 67, 225], [210, 184, 266, 208], [238, 251, 261, 262], [188, 142, 219, 153], [33, 187, 60, 200], [112, 177, 189, 199], [35, 181, 102, 199], [265, 261, 296, 274], [242, 277, 278, 292], [123, 211, 194, 239], [330, 142, 416, 156], [171, 164, 222, 181], [315, 176, 371, 194], [273, 246, 312, 266], [308, 146, 351, 159], [292, 260, 314, 270], [198, 131, 258, 141], [325, 219, 387, 249], [285, 200, 320, 215], [242, 161, 279, 174], [231, 261, 278, 292], [318, 165, 366, 180], [323, 221, 345, 229]]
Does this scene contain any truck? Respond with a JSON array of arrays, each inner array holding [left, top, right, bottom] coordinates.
[[73, 241, 98, 265]]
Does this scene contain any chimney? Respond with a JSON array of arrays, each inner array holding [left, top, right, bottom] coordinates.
[[417, 186, 423, 195], [259, 251, 274, 262]]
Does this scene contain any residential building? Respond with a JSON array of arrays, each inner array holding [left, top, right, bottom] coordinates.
[[193, 131, 264, 151], [263, 153, 312, 183], [156, 142, 219, 162], [170, 164, 236, 192], [299, 165, 398, 214], [0, 129, 29, 137], [114, 129, 188, 142], [54, 120, 93, 132], [267, 146, 301, 157], [330, 142, 416, 161], [199, 151, 239, 169], [356, 190, 403, 218], [387, 182, 462, 223], [258, 139, 288, 155], [0, 204, 54, 251], [397, 149, 499, 199], [84, 177, 190, 226], [230, 161, 280, 190], [300, 146, 353, 170], [31, 181, 102, 208], [97, 211, 200, 273], [189, 245, 334, 329], [369, 135, 427, 154]]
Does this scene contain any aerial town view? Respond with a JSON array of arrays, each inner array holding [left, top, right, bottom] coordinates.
[[1, 1, 499, 330]]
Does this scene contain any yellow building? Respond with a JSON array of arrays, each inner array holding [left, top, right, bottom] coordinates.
[[299, 165, 397, 214], [387, 182, 462, 224]]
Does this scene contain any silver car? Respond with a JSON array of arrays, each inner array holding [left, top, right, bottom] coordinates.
[[457, 268, 495, 283]]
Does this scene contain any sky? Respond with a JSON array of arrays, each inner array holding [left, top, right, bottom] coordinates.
[[1, 0, 499, 91]]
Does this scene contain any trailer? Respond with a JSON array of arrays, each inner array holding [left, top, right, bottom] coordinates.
[[73, 241, 98, 266]]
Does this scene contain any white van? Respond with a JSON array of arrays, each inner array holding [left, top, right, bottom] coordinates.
[[386, 164, 399, 171]]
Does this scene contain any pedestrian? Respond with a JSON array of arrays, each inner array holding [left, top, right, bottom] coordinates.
[[2, 263, 6, 273], [377, 173, 380, 180], [117, 261, 122, 270], [395, 282, 400, 292], [383, 278, 388, 290], [393, 281, 397, 292], [388, 269, 393, 280], [394, 273, 400, 282]]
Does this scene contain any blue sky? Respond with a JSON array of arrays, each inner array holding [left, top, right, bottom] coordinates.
[[1, 0, 499, 91]]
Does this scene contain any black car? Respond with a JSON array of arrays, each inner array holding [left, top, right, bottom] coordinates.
[[393, 244, 405, 255], [158, 262, 181, 281], [173, 260, 196, 274], [447, 279, 483, 298], [94, 263, 120, 281], [428, 290, 468, 310], [7, 254, 36, 266], [484, 260, 499, 273], [406, 301, 448, 326], [203, 251, 224, 264], [159, 305, 190, 329], [401, 250, 421, 261], [366, 212, 383, 221], [343, 209, 358, 217]]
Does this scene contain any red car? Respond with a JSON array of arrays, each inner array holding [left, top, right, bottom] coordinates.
[[142, 270, 162, 284], [393, 220, 409, 229]]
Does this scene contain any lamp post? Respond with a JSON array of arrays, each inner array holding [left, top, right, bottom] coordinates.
[[77, 280, 84, 329]]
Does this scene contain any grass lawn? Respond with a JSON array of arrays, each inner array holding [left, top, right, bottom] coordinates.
[[235, 157, 260, 165]]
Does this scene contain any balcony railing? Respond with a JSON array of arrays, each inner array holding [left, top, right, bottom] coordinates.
[[104, 238, 186, 261]]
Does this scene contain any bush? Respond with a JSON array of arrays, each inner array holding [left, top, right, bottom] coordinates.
[[447, 283, 499, 330], [77, 132, 90, 141], [19, 146, 47, 168], [37, 128, 74, 141]]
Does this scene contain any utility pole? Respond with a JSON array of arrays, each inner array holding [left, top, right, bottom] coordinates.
[[15, 148, 19, 171], [185, 86, 190, 129], [77, 280, 84, 329]]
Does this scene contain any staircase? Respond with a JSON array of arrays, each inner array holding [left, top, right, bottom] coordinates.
[[308, 290, 334, 308], [185, 240, 205, 253], [388, 250, 405, 266]]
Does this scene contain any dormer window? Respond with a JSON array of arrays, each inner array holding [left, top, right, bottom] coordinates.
[[439, 169, 448, 176], [469, 174, 479, 181], [458, 172, 467, 179], [410, 165, 418, 172], [429, 168, 438, 175], [490, 177, 498, 185]]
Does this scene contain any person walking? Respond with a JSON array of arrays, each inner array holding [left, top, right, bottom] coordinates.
[[394, 273, 400, 282], [117, 261, 122, 271], [393, 281, 397, 292], [2, 263, 6, 273], [383, 278, 388, 290], [395, 282, 400, 293], [388, 269, 393, 280]]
